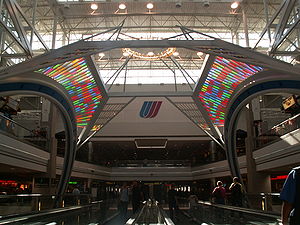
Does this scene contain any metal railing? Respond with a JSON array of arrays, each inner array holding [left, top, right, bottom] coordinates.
[[187, 200, 281, 225], [126, 200, 174, 225], [0, 199, 110, 225], [0, 113, 49, 151], [255, 113, 300, 149], [0, 193, 102, 218]]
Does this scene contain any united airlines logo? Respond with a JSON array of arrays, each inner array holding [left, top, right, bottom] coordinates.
[[139, 101, 162, 118]]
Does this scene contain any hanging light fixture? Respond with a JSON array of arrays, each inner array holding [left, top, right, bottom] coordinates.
[[122, 47, 176, 60], [231, 1, 239, 9], [146, 3, 154, 10], [91, 3, 98, 10], [123, 51, 130, 57], [119, 3, 126, 10], [197, 52, 204, 57], [173, 52, 179, 57], [98, 53, 105, 59]]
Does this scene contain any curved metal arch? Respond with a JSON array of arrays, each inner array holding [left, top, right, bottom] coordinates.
[[224, 70, 300, 181], [0, 78, 77, 205]]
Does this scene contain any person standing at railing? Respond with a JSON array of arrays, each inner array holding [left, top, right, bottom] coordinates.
[[229, 177, 243, 207], [72, 186, 80, 205], [168, 184, 178, 221], [212, 181, 226, 204], [188, 191, 198, 217], [119, 182, 129, 221], [131, 181, 142, 214], [280, 166, 300, 225]]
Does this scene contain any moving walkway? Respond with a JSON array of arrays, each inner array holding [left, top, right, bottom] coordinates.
[[0, 195, 282, 225]]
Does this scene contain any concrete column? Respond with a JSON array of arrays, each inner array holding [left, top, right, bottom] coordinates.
[[149, 183, 154, 199], [51, 16, 58, 49], [47, 104, 58, 195], [245, 104, 272, 209], [210, 177, 216, 193], [210, 140, 216, 161], [88, 142, 93, 163], [30, 0, 37, 48], [235, 31, 240, 45], [242, 7, 250, 47]]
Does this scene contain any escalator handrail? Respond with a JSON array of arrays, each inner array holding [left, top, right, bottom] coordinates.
[[0, 200, 102, 224], [0, 202, 98, 225], [157, 203, 175, 225], [197, 200, 280, 219], [125, 201, 147, 225], [0, 193, 93, 199]]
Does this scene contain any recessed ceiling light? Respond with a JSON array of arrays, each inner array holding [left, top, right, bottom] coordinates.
[[91, 3, 98, 10], [147, 51, 154, 56], [123, 52, 130, 57], [231, 1, 239, 9], [173, 52, 179, 57], [99, 52, 105, 58], [119, 3, 126, 10], [147, 3, 154, 9]]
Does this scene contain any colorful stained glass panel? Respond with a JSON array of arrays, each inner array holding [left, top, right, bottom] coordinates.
[[37, 57, 102, 128], [199, 56, 263, 126]]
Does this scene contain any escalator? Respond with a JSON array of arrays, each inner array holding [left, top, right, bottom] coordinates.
[[0, 199, 281, 225], [167, 201, 281, 225], [0, 200, 118, 225]]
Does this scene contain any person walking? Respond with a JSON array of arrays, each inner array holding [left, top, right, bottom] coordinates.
[[229, 177, 243, 207], [212, 181, 226, 204], [119, 182, 129, 221], [280, 166, 300, 225], [131, 181, 142, 214]]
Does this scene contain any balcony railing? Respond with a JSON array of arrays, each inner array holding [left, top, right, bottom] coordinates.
[[255, 113, 300, 149], [0, 113, 49, 151]]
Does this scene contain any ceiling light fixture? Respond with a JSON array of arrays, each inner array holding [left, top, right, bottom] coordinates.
[[147, 3, 154, 9], [173, 52, 179, 57], [123, 52, 130, 57], [231, 1, 239, 9], [98, 52, 105, 59], [197, 52, 204, 57], [119, 3, 126, 10], [122, 47, 177, 60], [91, 3, 98, 10]]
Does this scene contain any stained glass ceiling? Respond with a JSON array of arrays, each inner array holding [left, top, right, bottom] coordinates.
[[1, 26, 291, 144], [37, 57, 104, 129], [196, 56, 264, 127]]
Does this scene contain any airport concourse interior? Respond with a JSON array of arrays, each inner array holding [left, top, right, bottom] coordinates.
[[1, 0, 300, 224]]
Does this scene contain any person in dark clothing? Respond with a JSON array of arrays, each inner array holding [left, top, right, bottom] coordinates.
[[280, 166, 300, 225], [131, 181, 142, 214], [229, 177, 243, 207], [212, 181, 226, 204], [168, 185, 178, 220], [119, 182, 129, 221], [142, 184, 149, 201]]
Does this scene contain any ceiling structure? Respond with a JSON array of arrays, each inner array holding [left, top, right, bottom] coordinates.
[[1, 0, 298, 75], [1, 0, 300, 161]]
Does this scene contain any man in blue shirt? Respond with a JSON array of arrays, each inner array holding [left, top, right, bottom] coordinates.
[[280, 167, 300, 225]]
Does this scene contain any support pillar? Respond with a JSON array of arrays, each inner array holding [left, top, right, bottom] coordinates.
[[30, 0, 37, 48], [210, 140, 216, 161], [88, 141, 93, 163], [242, 6, 250, 47], [235, 31, 240, 45], [47, 104, 58, 195], [51, 16, 58, 49], [245, 104, 272, 210], [210, 177, 216, 194]]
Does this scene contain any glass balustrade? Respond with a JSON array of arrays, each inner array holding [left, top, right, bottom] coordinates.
[[0, 113, 49, 151]]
